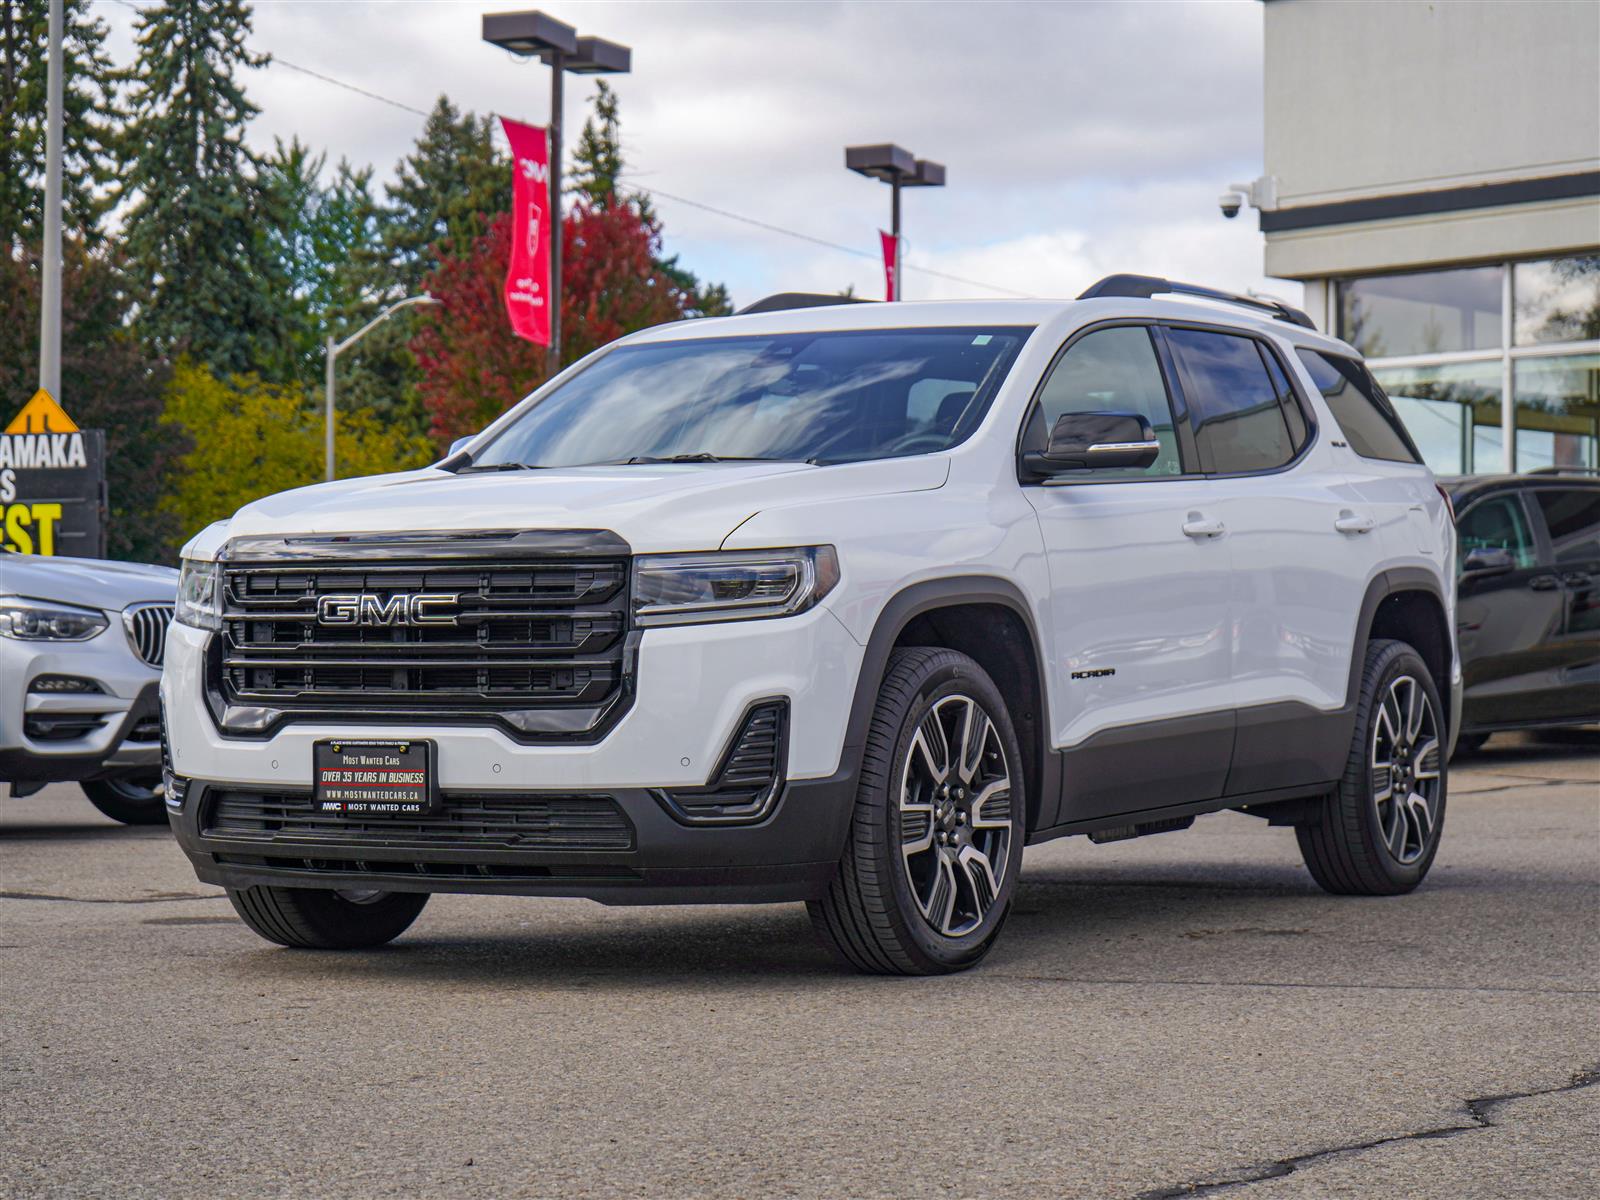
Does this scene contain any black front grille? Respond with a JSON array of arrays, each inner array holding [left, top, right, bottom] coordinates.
[[218, 552, 630, 722], [204, 789, 635, 852]]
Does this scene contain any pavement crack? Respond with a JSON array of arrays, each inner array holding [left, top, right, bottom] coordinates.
[[0, 889, 226, 905], [1135, 1062, 1600, 1198]]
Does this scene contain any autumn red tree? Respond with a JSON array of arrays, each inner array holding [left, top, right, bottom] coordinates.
[[411, 197, 697, 447]]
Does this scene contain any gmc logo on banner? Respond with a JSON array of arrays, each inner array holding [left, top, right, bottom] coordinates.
[[316, 593, 460, 627]]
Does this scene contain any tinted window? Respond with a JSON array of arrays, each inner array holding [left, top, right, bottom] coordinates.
[[1030, 326, 1181, 478], [1457, 495, 1537, 571], [1166, 328, 1295, 474], [473, 327, 1032, 469], [1298, 350, 1421, 464], [1262, 348, 1309, 451], [1532, 489, 1600, 565]]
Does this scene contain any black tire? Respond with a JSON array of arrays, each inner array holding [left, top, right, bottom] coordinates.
[[1296, 638, 1448, 896], [227, 885, 429, 949], [81, 774, 167, 825], [1452, 731, 1489, 758], [808, 647, 1026, 975]]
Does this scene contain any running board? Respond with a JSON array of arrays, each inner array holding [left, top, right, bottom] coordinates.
[[1087, 815, 1195, 844]]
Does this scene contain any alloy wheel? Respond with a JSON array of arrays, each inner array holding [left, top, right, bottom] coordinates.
[[1370, 674, 1442, 865], [898, 694, 1014, 936]]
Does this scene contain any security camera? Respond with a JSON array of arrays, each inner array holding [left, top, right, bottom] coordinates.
[[1218, 192, 1244, 219]]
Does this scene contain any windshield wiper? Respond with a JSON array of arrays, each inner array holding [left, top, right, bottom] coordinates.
[[454, 461, 543, 473], [616, 453, 799, 465]]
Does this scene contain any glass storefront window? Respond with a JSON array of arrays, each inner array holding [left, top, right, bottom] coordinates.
[[1338, 266, 1502, 358], [1371, 362, 1501, 476], [1513, 256, 1600, 345], [1512, 354, 1600, 472]]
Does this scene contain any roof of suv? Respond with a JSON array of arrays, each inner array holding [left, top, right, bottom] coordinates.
[[625, 294, 1359, 358]]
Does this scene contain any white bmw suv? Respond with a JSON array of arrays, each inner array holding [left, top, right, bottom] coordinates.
[[163, 275, 1458, 974]]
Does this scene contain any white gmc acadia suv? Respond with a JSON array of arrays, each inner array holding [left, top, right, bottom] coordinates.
[[163, 275, 1459, 974]]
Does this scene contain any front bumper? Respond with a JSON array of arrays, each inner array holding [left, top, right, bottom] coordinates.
[[161, 603, 867, 901], [0, 632, 164, 784], [167, 773, 855, 904]]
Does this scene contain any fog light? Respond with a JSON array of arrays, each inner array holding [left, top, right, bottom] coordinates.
[[29, 675, 103, 693]]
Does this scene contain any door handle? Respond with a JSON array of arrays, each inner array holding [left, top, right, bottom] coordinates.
[[1334, 511, 1376, 535], [1529, 574, 1560, 591], [1182, 515, 1226, 539]]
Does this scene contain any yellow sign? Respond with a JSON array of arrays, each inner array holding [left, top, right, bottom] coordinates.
[[5, 389, 79, 434]]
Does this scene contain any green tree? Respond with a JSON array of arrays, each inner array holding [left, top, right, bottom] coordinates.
[[569, 80, 731, 318], [158, 359, 432, 539], [0, 245, 188, 563], [381, 94, 509, 295], [0, 0, 120, 250], [118, 0, 285, 378], [257, 136, 385, 388]]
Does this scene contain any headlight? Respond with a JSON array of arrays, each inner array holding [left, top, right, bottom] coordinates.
[[174, 559, 221, 631], [0, 596, 109, 641], [632, 546, 840, 627]]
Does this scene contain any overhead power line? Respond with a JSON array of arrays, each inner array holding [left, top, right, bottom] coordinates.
[[98, 0, 1031, 298]]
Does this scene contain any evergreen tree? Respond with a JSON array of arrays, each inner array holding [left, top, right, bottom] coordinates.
[[570, 80, 629, 213], [568, 80, 731, 318], [118, 0, 285, 378], [257, 137, 385, 387], [0, 0, 120, 250], [381, 94, 509, 295]]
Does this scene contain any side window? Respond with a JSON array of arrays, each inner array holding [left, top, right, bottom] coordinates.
[[1029, 326, 1182, 478], [1297, 349, 1422, 464], [1457, 495, 1537, 571], [1261, 347, 1310, 451], [1531, 489, 1600, 565], [1165, 328, 1296, 474]]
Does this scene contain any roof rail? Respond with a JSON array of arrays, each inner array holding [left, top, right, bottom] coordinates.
[[1528, 465, 1600, 477], [738, 292, 872, 315], [1077, 273, 1317, 331]]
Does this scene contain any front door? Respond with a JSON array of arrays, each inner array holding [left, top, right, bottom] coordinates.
[[1527, 486, 1600, 723], [1023, 324, 1234, 825], [1455, 490, 1566, 729]]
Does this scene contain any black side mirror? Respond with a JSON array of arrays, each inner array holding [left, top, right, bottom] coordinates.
[[1461, 546, 1515, 576], [1023, 411, 1159, 476]]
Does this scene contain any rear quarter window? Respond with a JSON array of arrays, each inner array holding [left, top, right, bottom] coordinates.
[[1297, 349, 1422, 464]]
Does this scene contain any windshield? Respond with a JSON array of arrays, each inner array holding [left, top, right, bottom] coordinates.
[[467, 326, 1033, 469]]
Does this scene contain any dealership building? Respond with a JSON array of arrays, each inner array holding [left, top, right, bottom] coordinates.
[[1250, 0, 1599, 475]]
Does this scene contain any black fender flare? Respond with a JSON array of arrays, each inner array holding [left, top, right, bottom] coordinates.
[[1347, 567, 1455, 725], [838, 576, 1055, 829]]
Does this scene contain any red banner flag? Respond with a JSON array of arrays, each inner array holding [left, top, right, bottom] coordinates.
[[880, 230, 898, 302], [500, 116, 552, 346]]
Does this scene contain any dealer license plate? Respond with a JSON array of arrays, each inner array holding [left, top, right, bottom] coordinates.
[[312, 739, 437, 817]]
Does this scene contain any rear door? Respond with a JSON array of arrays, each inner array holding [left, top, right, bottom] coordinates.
[[1022, 323, 1235, 825], [1454, 490, 1566, 729], [1526, 485, 1600, 722], [1163, 324, 1375, 795]]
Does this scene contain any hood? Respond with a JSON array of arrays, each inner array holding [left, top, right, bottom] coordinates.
[[220, 456, 950, 554], [0, 554, 179, 611]]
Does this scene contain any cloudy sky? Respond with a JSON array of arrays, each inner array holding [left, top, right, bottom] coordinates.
[[95, 0, 1293, 308]]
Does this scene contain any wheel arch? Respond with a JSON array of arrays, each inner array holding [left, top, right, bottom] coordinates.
[[841, 578, 1055, 832], [1350, 569, 1455, 740]]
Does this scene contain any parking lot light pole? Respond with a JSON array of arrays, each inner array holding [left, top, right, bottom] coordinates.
[[324, 295, 439, 482], [845, 144, 946, 300], [482, 11, 631, 373]]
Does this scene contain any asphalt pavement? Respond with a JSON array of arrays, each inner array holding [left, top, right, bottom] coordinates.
[[2, 732, 1596, 1199]]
